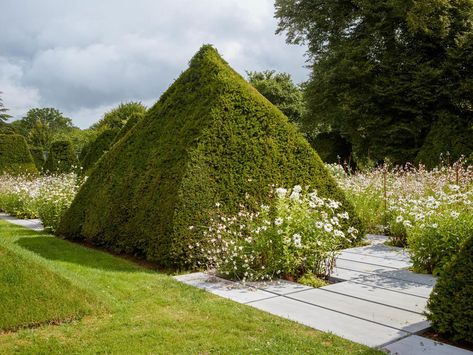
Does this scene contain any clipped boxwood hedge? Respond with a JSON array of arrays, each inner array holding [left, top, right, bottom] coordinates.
[[29, 146, 46, 171], [58, 45, 363, 268], [79, 128, 119, 175], [426, 236, 473, 343], [0, 134, 37, 174], [44, 140, 78, 173], [416, 115, 473, 168]]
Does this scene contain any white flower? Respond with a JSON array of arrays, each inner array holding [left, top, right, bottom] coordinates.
[[292, 233, 302, 248], [293, 185, 302, 193], [260, 204, 270, 212], [450, 211, 460, 219], [347, 227, 358, 235], [431, 223, 438, 229], [403, 220, 412, 228], [188, 225, 195, 230], [309, 201, 316, 208], [315, 221, 323, 229], [324, 223, 333, 233], [334, 230, 345, 238], [289, 191, 300, 201], [449, 184, 460, 192], [215, 202, 221, 208], [275, 187, 287, 198], [396, 215, 404, 223], [329, 200, 340, 209], [274, 217, 284, 226]]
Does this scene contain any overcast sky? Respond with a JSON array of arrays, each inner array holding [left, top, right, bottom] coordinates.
[[0, 0, 309, 128]]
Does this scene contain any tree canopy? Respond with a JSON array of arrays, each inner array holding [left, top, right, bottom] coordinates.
[[0, 92, 12, 123], [275, 0, 473, 165], [89, 102, 146, 132], [12, 108, 74, 150], [247, 70, 306, 124]]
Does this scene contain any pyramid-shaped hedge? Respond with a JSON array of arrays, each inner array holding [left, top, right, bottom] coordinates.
[[0, 134, 37, 174], [58, 45, 362, 267], [44, 140, 78, 174]]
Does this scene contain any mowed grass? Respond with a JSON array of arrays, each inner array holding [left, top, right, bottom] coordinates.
[[0, 244, 98, 331], [0, 221, 380, 354]]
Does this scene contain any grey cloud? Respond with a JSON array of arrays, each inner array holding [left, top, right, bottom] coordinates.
[[1, 0, 308, 128]]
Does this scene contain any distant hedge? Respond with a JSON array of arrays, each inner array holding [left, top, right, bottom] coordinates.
[[0, 134, 37, 174], [309, 132, 353, 165], [44, 140, 78, 173], [111, 111, 144, 146], [416, 115, 473, 168], [427, 236, 473, 343], [79, 128, 119, 175], [58, 45, 363, 268], [29, 147, 46, 171]]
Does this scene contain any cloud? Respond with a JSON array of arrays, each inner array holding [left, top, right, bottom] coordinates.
[[1, 0, 308, 128]]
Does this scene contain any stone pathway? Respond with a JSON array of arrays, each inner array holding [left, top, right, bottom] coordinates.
[[0, 213, 44, 231], [175, 235, 472, 354]]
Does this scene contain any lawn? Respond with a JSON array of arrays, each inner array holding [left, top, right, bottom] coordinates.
[[0, 221, 380, 354], [0, 244, 98, 331]]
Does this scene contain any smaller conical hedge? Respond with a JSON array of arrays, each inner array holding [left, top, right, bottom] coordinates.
[[44, 140, 78, 173], [0, 134, 37, 174], [29, 146, 46, 170], [427, 236, 473, 343], [80, 128, 119, 174]]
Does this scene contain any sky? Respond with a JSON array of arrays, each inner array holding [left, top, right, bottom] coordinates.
[[0, 0, 309, 128]]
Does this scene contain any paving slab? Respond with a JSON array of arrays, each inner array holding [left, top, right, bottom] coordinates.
[[330, 266, 368, 282], [337, 251, 412, 269], [288, 288, 429, 333], [246, 280, 312, 295], [336, 258, 399, 274], [383, 335, 473, 355], [321, 281, 428, 314], [350, 274, 434, 298], [366, 234, 389, 244], [175, 273, 276, 304], [333, 260, 436, 287], [0, 213, 43, 231], [249, 296, 409, 348], [343, 244, 410, 262]]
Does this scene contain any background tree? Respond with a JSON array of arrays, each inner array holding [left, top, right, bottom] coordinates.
[[90, 102, 146, 132], [0, 92, 12, 122], [12, 108, 74, 150], [275, 0, 473, 166], [246, 70, 306, 124]]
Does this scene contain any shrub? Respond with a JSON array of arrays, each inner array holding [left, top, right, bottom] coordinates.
[[0, 134, 37, 175], [35, 173, 83, 232], [407, 207, 473, 275], [44, 140, 78, 173], [79, 128, 119, 174], [0, 173, 83, 228], [58, 45, 362, 268], [416, 114, 473, 169], [29, 146, 46, 170], [427, 236, 473, 343], [195, 186, 359, 281]]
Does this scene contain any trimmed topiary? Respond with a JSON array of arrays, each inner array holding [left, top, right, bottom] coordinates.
[[44, 140, 78, 173], [58, 45, 362, 268], [427, 236, 473, 343], [79, 128, 119, 175], [0, 134, 37, 174], [111, 111, 144, 146], [29, 146, 46, 171], [416, 114, 473, 168]]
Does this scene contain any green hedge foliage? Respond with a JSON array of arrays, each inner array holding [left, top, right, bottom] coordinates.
[[416, 114, 473, 168], [79, 128, 119, 175], [44, 140, 78, 173], [111, 111, 144, 146], [29, 147, 46, 171], [58, 45, 363, 268], [427, 236, 473, 343], [0, 134, 37, 174]]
